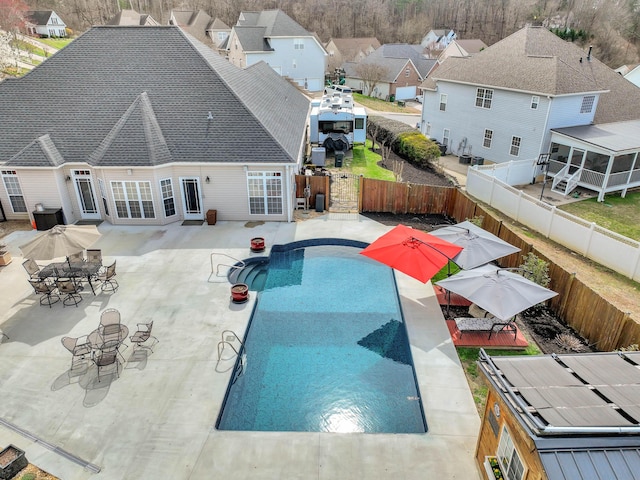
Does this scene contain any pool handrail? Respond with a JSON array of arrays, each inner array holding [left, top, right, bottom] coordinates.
[[209, 253, 245, 283]]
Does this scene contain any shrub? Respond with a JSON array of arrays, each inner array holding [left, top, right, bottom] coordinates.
[[519, 252, 550, 288], [21, 473, 36, 480]]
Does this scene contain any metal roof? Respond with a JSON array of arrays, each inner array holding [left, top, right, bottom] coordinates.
[[552, 119, 640, 153], [539, 448, 640, 480]]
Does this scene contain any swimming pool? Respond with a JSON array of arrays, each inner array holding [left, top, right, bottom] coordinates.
[[216, 240, 427, 433]]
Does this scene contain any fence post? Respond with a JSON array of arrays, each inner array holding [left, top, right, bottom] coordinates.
[[630, 245, 640, 281], [546, 206, 556, 238], [358, 175, 364, 213], [584, 222, 596, 257], [515, 190, 523, 223], [489, 176, 497, 206], [558, 272, 576, 318]]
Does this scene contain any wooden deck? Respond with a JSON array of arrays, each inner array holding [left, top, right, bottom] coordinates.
[[446, 319, 529, 349], [433, 285, 472, 307]]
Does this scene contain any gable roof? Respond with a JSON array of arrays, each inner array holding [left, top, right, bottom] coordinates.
[[169, 10, 213, 44], [208, 18, 230, 31], [450, 39, 487, 55], [425, 26, 640, 123], [345, 44, 436, 80], [106, 10, 159, 26], [8, 134, 65, 167], [0, 26, 309, 168], [26, 11, 61, 26], [328, 37, 381, 58], [233, 26, 272, 52], [237, 10, 310, 37]]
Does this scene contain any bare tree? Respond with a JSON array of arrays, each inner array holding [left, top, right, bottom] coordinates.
[[355, 62, 389, 97]]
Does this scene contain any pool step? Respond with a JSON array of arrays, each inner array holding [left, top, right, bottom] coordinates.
[[229, 257, 269, 291]]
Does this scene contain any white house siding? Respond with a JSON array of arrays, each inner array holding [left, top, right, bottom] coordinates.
[[422, 82, 552, 163], [0, 169, 69, 222], [247, 37, 325, 92]]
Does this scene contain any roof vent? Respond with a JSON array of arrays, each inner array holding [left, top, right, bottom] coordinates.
[[207, 111, 214, 121]]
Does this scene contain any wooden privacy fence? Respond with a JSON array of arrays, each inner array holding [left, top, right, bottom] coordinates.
[[293, 175, 638, 349], [294, 175, 329, 210], [460, 194, 639, 351]]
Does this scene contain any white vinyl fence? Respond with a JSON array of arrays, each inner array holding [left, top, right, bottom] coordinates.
[[467, 162, 640, 282]]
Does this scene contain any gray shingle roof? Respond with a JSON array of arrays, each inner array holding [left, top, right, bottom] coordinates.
[[427, 26, 640, 123], [234, 26, 272, 52], [8, 134, 65, 167], [26, 11, 57, 26], [0, 26, 309, 168], [329, 37, 381, 59], [237, 10, 310, 37], [344, 44, 436, 80], [106, 10, 159, 26]]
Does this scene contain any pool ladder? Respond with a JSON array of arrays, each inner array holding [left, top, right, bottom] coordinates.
[[209, 253, 245, 283], [216, 330, 247, 379]]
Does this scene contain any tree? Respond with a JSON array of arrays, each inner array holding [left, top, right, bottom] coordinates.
[[355, 62, 389, 98], [0, 0, 28, 33], [0, 30, 13, 72]]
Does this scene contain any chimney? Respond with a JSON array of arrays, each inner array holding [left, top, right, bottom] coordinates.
[[587, 46, 592, 61]]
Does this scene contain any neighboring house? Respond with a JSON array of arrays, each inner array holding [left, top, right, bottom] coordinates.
[[325, 37, 381, 75], [106, 9, 159, 26], [25, 11, 66, 38], [169, 10, 229, 48], [420, 28, 456, 56], [419, 26, 640, 169], [437, 39, 487, 62], [0, 26, 310, 226], [621, 64, 640, 88], [477, 350, 640, 480], [343, 44, 437, 100], [222, 9, 326, 92]]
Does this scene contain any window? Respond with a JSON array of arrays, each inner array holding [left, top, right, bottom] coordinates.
[[98, 179, 109, 216], [510, 136, 521, 156], [581, 95, 595, 113], [294, 38, 304, 50], [247, 172, 283, 215], [531, 96, 539, 109], [483, 129, 493, 148], [405, 68, 410, 77], [1, 170, 27, 213], [160, 178, 176, 217], [476, 88, 493, 109], [355, 118, 364, 130], [439, 94, 447, 112], [111, 181, 155, 219], [443, 128, 450, 148], [497, 426, 525, 480], [426, 123, 431, 136]]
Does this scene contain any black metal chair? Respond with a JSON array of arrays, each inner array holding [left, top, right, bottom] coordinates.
[[56, 277, 82, 307], [92, 346, 120, 382], [28, 278, 60, 307], [97, 260, 118, 292], [129, 321, 158, 352], [22, 258, 41, 279]]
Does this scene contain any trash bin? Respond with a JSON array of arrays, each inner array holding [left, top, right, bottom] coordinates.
[[438, 144, 447, 155], [459, 154, 472, 164], [397, 100, 405, 107], [206, 209, 217, 225], [389, 94, 395, 102], [472, 156, 484, 166], [315, 193, 325, 212], [334, 151, 344, 168]]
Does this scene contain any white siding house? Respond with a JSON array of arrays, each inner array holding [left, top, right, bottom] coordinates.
[[25, 11, 67, 37], [0, 26, 310, 226], [421, 25, 640, 199], [223, 10, 326, 92]]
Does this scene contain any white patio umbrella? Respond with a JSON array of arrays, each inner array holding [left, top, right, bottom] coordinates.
[[430, 221, 520, 270], [19, 225, 101, 262], [435, 264, 557, 321]]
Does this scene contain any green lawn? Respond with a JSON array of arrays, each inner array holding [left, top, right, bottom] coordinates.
[[457, 345, 541, 412], [37, 37, 73, 50], [12, 40, 46, 57], [559, 191, 640, 240], [353, 93, 420, 114], [350, 141, 395, 180]]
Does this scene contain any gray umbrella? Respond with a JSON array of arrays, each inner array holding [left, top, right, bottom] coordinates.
[[430, 221, 520, 270], [435, 264, 557, 320]]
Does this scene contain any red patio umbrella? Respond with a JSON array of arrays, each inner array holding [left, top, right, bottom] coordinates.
[[360, 224, 463, 283]]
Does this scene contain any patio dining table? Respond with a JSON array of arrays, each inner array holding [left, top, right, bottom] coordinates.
[[87, 324, 129, 350], [38, 261, 101, 295]]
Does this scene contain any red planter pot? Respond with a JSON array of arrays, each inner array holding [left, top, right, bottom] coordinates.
[[250, 237, 265, 252], [231, 283, 249, 303]]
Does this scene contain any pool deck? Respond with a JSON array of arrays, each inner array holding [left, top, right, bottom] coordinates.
[[0, 214, 481, 480]]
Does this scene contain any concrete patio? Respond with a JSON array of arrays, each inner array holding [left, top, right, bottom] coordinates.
[[0, 214, 480, 479]]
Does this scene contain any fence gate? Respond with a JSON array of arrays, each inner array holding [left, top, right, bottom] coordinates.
[[329, 173, 360, 212]]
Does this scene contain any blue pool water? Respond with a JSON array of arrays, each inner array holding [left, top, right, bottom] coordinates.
[[216, 242, 427, 433]]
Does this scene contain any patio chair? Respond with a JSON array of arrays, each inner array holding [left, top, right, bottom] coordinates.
[[55, 277, 82, 307], [85, 249, 102, 267], [129, 321, 158, 352], [28, 278, 60, 307], [97, 260, 118, 292], [454, 317, 518, 340], [68, 251, 85, 263], [61, 335, 91, 370], [22, 258, 41, 279], [92, 346, 120, 382]]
